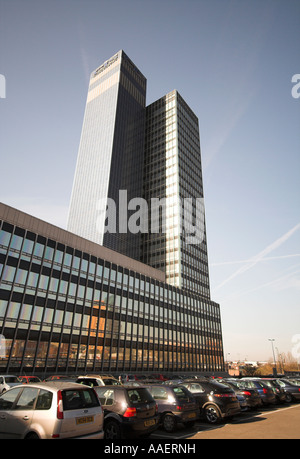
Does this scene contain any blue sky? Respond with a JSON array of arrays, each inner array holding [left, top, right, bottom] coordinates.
[[1, 0, 299, 362]]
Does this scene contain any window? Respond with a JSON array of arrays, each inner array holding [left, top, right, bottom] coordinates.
[[35, 389, 53, 410], [96, 388, 115, 406], [151, 386, 168, 400], [62, 389, 100, 410], [0, 387, 21, 410], [15, 387, 39, 410]]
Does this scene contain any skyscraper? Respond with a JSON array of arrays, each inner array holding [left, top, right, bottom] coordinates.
[[68, 50, 146, 260], [69, 51, 212, 297], [142, 90, 210, 297]]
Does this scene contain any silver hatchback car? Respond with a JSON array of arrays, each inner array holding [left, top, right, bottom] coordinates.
[[0, 381, 104, 439]]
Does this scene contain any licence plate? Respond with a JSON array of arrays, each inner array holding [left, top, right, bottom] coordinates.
[[144, 419, 155, 427], [76, 416, 94, 425], [188, 412, 196, 419]]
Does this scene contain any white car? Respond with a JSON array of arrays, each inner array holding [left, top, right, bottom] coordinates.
[[0, 381, 104, 439], [0, 375, 20, 394]]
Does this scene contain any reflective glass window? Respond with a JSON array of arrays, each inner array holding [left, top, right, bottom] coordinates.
[[0, 229, 11, 247], [1, 265, 16, 283]]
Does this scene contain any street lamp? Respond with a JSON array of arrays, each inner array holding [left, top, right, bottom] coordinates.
[[268, 339, 277, 376]]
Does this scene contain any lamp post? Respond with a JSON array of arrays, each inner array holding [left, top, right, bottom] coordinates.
[[268, 339, 277, 376]]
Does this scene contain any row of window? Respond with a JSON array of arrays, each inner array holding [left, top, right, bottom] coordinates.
[[0, 218, 224, 373]]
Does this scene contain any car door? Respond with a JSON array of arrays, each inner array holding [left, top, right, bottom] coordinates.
[[0, 387, 24, 438], [5, 387, 39, 438]]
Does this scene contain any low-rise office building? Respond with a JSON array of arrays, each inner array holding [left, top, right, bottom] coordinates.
[[0, 202, 224, 376]]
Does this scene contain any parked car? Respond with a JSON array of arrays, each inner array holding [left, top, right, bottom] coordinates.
[[241, 379, 276, 406], [275, 379, 300, 403], [76, 375, 122, 387], [94, 385, 158, 439], [0, 375, 20, 394], [181, 380, 241, 424], [260, 379, 286, 404], [43, 375, 77, 382], [151, 374, 168, 382], [220, 379, 262, 410], [120, 374, 137, 384], [145, 384, 199, 432], [0, 381, 104, 439], [18, 376, 42, 384]]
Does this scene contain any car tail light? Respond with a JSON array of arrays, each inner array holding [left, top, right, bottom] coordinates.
[[263, 388, 268, 394], [214, 393, 232, 397], [155, 403, 158, 415], [57, 390, 64, 419], [242, 391, 252, 397], [176, 405, 184, 411], [123, 407, 137, 418]]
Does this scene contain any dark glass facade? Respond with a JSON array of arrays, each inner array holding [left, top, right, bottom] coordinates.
[[68, 50, 146, 260], [142, 91, 210, 297], [0, 205, 225, 376]]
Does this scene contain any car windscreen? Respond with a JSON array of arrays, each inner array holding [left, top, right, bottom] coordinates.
[[103, 378, 121, 386], [5, 377, 20, 383]]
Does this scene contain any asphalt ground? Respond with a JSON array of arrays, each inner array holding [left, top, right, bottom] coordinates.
[[149, 403, 300, 440]]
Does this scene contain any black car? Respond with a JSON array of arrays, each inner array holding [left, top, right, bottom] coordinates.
[[181, 380, 241, 424], [220, 379, 262, 410], [145, 384, 199, 432], [241, 379, 276, 406], [275, 379, 300, 403], [94, 386, 158, 439], [261, 379, 286, 404]]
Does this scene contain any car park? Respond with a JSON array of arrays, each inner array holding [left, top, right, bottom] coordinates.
[[76, 375, 122, 387], [241, 379, 276, 406], [181, 379, 241, 424], [0, 375, 21, 394], [275, 379, 300, 403], [0, 381, 104, 439], [145, 384, 199, 432], [94, 385, 158, 439], [219, 379, 262, 410]]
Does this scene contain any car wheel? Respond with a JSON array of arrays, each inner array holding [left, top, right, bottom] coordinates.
[[104, 420, 122, 439], [162, 414, 177, 432], [25, 432, 39, 439], [285, 393, 293, 403], [204, 404, 221, 424]]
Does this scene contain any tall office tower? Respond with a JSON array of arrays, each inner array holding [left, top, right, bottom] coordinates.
[[68, 50, 147, 260], [142, 90, 210, 297]]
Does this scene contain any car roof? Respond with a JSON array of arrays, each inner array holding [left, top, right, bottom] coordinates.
[[0, 381, 91, 393]]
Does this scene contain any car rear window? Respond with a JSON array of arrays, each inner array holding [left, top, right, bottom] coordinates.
[[173, 387, 190, 399], [127, 388, 153, 404], [76, 378, 99, 387], [62, 388, 100, 411]]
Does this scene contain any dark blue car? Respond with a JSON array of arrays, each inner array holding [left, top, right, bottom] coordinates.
[[241, 379, 276, 406]]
